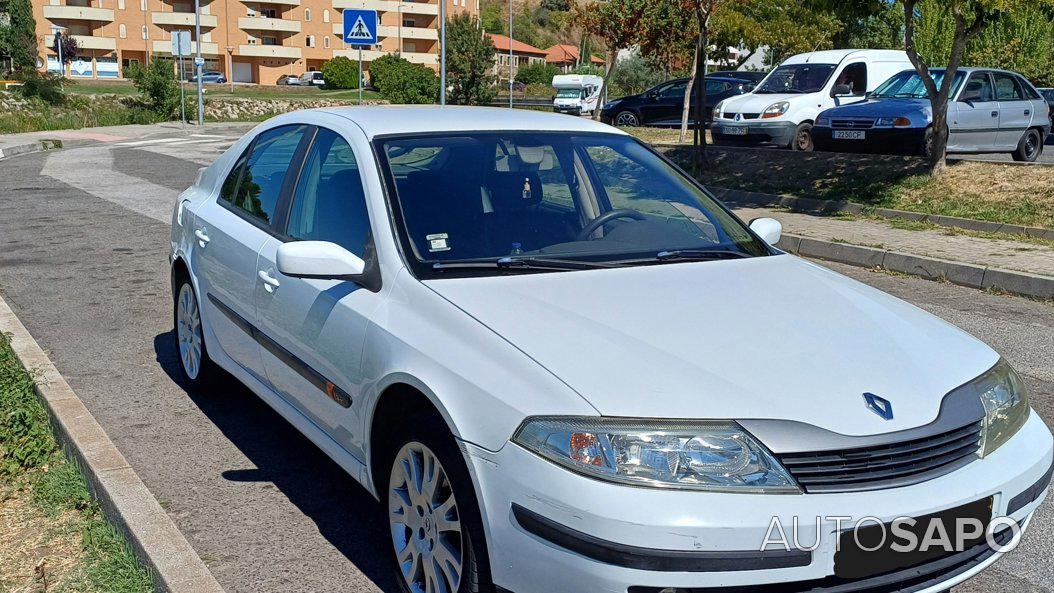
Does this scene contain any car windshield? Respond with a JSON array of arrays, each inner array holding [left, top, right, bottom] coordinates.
[[556, 88, 581, 99], [377, 132, 769, 277], [755, 64, 836, 94], [871, 70, 965, 99]]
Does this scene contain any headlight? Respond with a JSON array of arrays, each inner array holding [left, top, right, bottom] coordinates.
[[712, 100, 725, 119], [955, 360, 1030, 457], [513, 417, 800, 493], [816, 115, 830, 126], [604, 99, 620, 110], [761, 101, 790, 119], [875, 116, 912, 127]]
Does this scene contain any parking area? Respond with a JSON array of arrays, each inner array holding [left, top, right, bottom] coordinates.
[[0, 125, 1051, 593]]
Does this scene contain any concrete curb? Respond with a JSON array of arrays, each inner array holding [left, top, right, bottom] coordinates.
[[0, 294, 225, 593], [709, 187, 1054, 242], [0, 139, 61, 160], [776, 233, 1054, 299]]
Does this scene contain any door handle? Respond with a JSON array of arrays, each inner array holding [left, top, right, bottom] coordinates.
[[258, 270, 280, 292], [991, 111, 999, 117], [194, 228, 210, 247], [1024, 109, 1031, 116]]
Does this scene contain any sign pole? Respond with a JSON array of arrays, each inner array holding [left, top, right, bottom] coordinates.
[[508, 0, 513, 108], [358, 46, 363, 105], [439, 0, 446, 106], [178, 39, 187, 127], [194, 0, 204, 126]]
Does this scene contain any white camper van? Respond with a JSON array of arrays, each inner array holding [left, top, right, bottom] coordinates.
[[712, 49, 913, 150], [552, 74, 604, 116]]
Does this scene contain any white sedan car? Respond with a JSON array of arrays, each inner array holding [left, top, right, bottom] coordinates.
[[170, 106, 1053, 593]]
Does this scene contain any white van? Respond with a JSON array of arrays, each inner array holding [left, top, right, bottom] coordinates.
[[552, 74, 604, 116], [712, 49, 913, 150]]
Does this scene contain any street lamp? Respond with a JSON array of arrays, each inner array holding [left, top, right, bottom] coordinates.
[[440, 0, 446, 105], [508, 0, 512, 107]]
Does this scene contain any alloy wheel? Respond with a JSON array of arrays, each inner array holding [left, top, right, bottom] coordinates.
[[389, 442, 464, 593], [615, 111, 639, 127], [176, 284, 203, 380]]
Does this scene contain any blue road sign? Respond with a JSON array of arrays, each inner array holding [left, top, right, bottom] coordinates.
[[342, 9, 378, 46]]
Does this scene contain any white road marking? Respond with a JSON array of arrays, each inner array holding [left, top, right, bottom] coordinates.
[[113, 137, 188, 147], [41, 146, 178, 223]]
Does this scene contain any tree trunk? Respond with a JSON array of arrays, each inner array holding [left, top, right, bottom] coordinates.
[[692, 16, 710, 171], [678, 37, 701, 143], [593, 49, 616, 121]]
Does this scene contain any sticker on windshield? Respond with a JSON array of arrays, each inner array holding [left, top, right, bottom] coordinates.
[[522, 177, 532, 201], [426, 233, 451, 252]]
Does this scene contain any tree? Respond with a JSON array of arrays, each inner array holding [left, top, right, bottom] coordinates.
[[368, 55, 438, 104], [576, 0, 644, 120], [447, 13, 496, 105], [713, 0, 842, 68], [52, 31, 80, 65], [516, 61, 559, 85], [0, 0, 37, 72], [128, 59, 181, 117], [901, 0, 1047, 173], [321, 56, 360, 89], [608, 52, 666, 96], [480, 0, 505, 34]]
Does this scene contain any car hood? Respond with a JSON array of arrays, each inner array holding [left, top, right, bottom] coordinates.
[[721, 92, 803, 113], [424, 255, 997, 436], [821, 98, 932, 119]]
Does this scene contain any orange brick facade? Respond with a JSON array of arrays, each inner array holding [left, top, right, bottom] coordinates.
[[34, 0, 477, 84]]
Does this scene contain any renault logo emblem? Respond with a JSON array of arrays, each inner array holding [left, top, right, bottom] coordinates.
[[863, 393, 894, 420], [734, 113, 741, 121]]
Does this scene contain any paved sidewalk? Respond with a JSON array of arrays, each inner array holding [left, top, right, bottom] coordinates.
[[732, 205, 1054, 279]]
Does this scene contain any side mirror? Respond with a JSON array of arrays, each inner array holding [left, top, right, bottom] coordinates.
[[749, 217, 782, 246], [277, 241, 366, 280], [832, 84, 853, 97]]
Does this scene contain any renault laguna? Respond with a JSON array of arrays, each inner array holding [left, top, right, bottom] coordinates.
[[169, 106, 1052, 593]]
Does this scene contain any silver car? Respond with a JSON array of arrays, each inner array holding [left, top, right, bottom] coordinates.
[[814, 68, 1050, 161]]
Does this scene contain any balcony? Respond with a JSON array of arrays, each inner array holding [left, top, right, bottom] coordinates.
[[335, 48, 437, 66], [333, 23, 436, 40], [259, 0, 301, 4], [238, 44, 302, 59], [331, 0, 438, 16], [42, 5, 115, 22], [238, 16, 301, 33], [44, 33, 116, 51], [151, 12, 218, 27], [152, 39, 220, 55]]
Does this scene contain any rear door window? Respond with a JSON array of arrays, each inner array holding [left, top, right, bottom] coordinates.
[[993, 72, 1024, 101]]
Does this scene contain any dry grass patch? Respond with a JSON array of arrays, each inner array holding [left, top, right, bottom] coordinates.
[[0, 483, 84, 593]]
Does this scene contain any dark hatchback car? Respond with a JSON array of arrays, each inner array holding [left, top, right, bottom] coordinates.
[[1040, 88, 1054, 127], [600, 76, 753, 127]]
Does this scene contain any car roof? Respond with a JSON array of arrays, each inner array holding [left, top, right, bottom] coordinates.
[[782, 49, 908, 65], [317, 105, 628, 139]]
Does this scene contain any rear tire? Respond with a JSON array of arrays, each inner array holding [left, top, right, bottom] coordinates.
[[173, 277, 217, 387], [383, 416, 492, 593], [791, 122, 814, 151], [614, 110, 640, 127], [1012, 128, 1042, 162]]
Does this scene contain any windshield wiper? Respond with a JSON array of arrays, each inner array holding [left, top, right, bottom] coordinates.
[[654, 249, 751, 261], [432, 256, 617, 272]]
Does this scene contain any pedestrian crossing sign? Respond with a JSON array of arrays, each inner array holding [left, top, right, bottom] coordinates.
[[343, 9, 378, 45]]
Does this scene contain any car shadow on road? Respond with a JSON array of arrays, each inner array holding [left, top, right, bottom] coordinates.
[[153, 331, 399, 592]]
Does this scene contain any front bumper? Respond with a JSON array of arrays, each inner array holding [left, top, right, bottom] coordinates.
[[466, 413, 1053, 593], [812, 126, 927, 156], [712, 120, 797, 147]]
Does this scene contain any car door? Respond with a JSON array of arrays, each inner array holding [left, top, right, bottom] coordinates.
[[640, 80, 687, 126], [993, 72, 1033, 149], [949, 71, 999, 151], [254, 125, 379, 460], [191, 124, 311, 382]]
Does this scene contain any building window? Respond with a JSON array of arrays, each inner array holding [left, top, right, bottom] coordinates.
[[119, 23, 126, 38], [261, 8, 276, 18], [306, 35, 314, 47], [323, 9, 329, 22], [323, 36, 330, 48], [141, 25, 148, 39], [118, 0, 125, 9], [403, 17, 414, 27], [304, 8, 311, 21]]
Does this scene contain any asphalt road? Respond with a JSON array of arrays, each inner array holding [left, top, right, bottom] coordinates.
[[0, 127, 1051, 593]]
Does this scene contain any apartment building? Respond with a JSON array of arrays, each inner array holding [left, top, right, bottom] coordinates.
[[34, 0, 477, 84]]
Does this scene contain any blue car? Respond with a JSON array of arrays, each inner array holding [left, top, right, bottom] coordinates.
[[813, 67, 1050, 161]]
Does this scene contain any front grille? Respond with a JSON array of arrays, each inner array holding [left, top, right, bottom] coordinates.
[[775, 421, 982, 493], [832, 118, 876, 129], [725, 112, 760, 120]]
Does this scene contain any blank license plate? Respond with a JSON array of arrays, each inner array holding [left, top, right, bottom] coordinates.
[[833, 130, 866, 140], [721, 126, 748, 136]]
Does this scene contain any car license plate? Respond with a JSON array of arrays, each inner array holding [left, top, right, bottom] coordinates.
[[834, 497, 993, 579], [833, 130, 866, 140], [721, 126, 748, 136]]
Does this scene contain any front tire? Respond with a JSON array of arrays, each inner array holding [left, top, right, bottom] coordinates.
[[791, 122, 814, 151], [1012, 128, 1042, 162], [173, 279, 216, 386], [385, 419, 491, 593], [614, 110, 640, 127]]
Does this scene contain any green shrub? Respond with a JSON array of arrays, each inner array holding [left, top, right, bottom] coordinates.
[[447, 13, 496, 105], [368, 55, 437, 104], [515, 62, 559, 85], [321, 56, 361, 89], [127, 59, 181, 117], [17, 70, 68, 105], [0, 332, 55, 476]]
